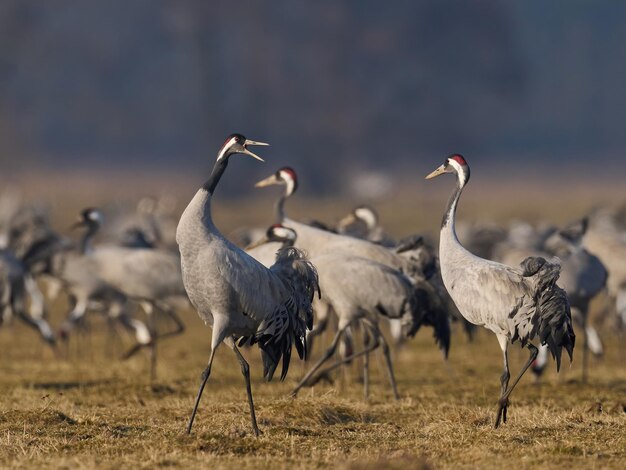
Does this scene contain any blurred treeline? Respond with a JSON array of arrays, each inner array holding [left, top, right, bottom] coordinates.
[[1, 1, 625, 193]]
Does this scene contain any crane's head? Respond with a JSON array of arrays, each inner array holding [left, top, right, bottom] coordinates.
[[425, 154, 470, 187], [245, 223, 297, 250], [267, 224, 297, 245], [254, 167, 298, 196], [217, 133, 269, 162], [72, 207, 104, 229], [353, 205, 378, 229]]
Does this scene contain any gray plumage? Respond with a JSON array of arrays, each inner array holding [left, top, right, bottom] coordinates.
[[0, 249, 55, 345], [177, 133, 317, 437], [251, 224, 437, 399], [427, 154, 575, 428], [495, 218, 608, 381], [584, 210, 626, 328], [69, 208, 186, 378], [252, 167, 451, 353]]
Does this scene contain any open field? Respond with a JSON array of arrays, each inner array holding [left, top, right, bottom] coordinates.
[[1, 303, 625, 469], [1, 172, 625, 468]]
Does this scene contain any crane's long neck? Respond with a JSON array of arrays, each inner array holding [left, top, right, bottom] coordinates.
[[274, 192, 287, 223], [440, 175, 465, 244], [195, 156, 230, 228], [202, 157, 229, 196], [80, 223, 99, 255], [177, 156, 230, 257]]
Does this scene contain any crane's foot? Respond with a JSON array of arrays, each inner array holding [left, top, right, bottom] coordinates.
[[494, 397, 509, 429]]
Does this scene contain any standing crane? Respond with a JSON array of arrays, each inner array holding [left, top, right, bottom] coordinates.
[[176, 134, 319, 436], [496, 219, 607, 383], [251, 223, 440, 399], [253, 167, 450, 354], [45, 211, 150, 356], [71, 208, 186, 380], [426, 154, 575, 428]]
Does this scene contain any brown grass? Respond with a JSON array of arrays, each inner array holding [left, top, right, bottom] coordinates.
[[1, 173, 625, 468], [1, 306, 625, 469]]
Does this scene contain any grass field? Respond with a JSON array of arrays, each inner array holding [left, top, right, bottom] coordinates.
[[1, 175, 625, 468], [1, 303, 625, 469]]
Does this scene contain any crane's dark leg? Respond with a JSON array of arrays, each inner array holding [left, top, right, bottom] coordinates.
[[305, 303, 330, 360], [494, 339, 510, 428], [154, 301, 186, 340], [378, 327, 400, 400], [231, 344, 260, 437], [305, 322, 381, 389], [291, 327, 344, 397], [495, 343, 538, 429], [146, 304, 158, 382], [363, 327, 371, 399], [186, 348, 217, 434], [581, 307, 589, 384]]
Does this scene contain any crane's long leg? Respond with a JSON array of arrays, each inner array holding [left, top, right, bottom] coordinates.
[[145, 303, 158, 382], [122, 302, 185, 361], [154, 301, 186, 340], [494, 335, 510, 427], [231, 343, 260, 437], [291, 327, 344, 397], [495, 343, 538, 429], [378, 327, 400, 400], [581, 309, 589, 384], [186, 347, 217, 434], [305, 304, 330, 360], [363, 327, 371, 399], [306, 322, 382, 389]]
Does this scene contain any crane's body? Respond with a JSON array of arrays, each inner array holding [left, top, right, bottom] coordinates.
[[427, 154, 575, 428], [178, 193, 307, 341], [177, 134, 318, 437], [252, 168, 451, 355], [250, 225, 426, 399]]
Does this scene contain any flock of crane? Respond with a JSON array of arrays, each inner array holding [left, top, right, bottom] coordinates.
[[2, 133, 626, 435]]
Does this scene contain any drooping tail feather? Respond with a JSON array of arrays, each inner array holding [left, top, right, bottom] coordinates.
[[521, 256, 576, 370], [242, 247, 319, 381], [404, 282, 451, 358]]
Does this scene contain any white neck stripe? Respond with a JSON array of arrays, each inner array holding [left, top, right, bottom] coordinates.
[[217, 137, 237, 161], [448, 159, 465, 187]]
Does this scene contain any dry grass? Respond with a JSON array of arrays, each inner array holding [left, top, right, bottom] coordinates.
[[1, 174, 625, 468], [1, 306, 625, 469]]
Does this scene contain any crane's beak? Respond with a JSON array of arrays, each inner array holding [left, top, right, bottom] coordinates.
[[339, 212, 358, 225], [242, 139, 270, 162], [425, 164, 446, 180], [254, 173, 281, 188], [245, 236, 269, 250], [70, 219, 86, 230]]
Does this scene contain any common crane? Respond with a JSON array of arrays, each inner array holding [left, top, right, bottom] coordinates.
[[176, 134, 319, 436], [252, 224, 442, 399], [426, 154, 575, 428]]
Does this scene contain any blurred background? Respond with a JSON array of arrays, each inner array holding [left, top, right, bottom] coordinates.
[[1, 0, 625, 229]]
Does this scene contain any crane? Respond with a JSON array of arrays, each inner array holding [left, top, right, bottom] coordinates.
[[176, 134, 319, 436], [426, 154, 575, 428]]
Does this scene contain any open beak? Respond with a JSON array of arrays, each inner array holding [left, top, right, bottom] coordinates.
[[242, 139, 270, 162], [254, 174, 281, 188], [245, 236, 269, 250], [425, 164, 446, 180]]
